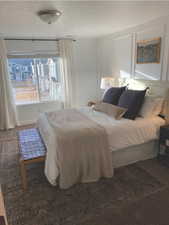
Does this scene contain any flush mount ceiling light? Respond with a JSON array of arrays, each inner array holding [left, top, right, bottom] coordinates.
[[38, 9, 62, 24]]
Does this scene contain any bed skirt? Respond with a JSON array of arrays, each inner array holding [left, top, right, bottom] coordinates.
[[112, 140, 158, 168]]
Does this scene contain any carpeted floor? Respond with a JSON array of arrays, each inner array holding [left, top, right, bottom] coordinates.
[[1, 127, 169, 225]]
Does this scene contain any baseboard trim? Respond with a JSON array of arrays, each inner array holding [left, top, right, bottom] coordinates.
[[18, 120, 36, 126]]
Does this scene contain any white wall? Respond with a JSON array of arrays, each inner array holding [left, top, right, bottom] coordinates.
[[97, 15, 169, 87], [73, 39, 99, 107], [98, 34, 132, 79], [17, 16, 169, 125], [17, 101, 63, 125], [16, 38, 99, 125]]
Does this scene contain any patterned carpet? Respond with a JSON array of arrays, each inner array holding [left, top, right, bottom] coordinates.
[[1, 126, 169, 225]]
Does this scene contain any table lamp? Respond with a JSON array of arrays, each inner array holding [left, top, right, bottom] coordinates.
[[100, 77, 114, 90]]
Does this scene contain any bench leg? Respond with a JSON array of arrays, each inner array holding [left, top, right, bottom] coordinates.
[[20, 160, 27, 190]]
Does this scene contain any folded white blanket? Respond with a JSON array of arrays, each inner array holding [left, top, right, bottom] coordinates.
[[44, 109, 113, 189]]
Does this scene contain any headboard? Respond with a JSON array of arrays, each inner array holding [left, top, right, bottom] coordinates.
[[122, 79, 169, 123]]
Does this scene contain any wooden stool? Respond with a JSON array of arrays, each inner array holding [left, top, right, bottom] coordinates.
[[18, 128, 46, 190]]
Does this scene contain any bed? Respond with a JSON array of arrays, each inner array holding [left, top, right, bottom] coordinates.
[[38, 106, 165, 187], [37, 79, 169, 189]]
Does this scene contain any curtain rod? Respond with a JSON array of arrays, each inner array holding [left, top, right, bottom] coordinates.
[[5, 38, 76, 42]]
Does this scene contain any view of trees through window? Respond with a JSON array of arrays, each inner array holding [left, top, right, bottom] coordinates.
[[8, 57, 62, 105]]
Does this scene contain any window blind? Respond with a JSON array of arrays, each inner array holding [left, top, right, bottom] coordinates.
[[5, 40, 60, 57]]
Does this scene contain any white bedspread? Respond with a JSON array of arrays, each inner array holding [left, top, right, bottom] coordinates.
[[79, 107, 165, 151], [38, 107, 165, 186]]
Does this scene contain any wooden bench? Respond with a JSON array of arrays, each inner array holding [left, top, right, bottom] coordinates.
[[18, 128, 46, 190], [0, 186, 8, 225]]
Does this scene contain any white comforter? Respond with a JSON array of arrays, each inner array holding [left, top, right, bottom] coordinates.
[[38, 107, 165, 186], [79, 107, 165, 151]]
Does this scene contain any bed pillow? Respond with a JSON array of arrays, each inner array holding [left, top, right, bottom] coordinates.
[[102, 86, 126, 105], [118, 89, 146, 120], [93, 102, 127, 120], [139, 96, 164, 118]]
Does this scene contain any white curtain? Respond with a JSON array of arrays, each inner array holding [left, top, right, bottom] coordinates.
[[0, 38, 17, 130], [59, 40, 75, 108]]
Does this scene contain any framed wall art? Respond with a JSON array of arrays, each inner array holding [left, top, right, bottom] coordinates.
[[136, 37, 161, 64]]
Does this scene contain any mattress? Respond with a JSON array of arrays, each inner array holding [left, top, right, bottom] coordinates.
[[38, 106, 165, 153]]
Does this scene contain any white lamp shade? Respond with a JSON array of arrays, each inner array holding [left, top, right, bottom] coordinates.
[[100, 77, 114, 90]]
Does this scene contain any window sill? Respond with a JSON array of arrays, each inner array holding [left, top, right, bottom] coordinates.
[[16, 100, 62, 107], [16, 101, 39, 106]]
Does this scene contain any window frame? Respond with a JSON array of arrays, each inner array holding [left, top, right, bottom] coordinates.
[[8, 54, 61, 106]]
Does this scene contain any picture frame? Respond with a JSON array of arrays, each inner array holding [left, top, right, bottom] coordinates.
[[136, 37, 161, 64]]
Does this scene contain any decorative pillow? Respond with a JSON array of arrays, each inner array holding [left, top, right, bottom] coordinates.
[[93, 102, 127, 120], [139, 96, 164, 118], [118, 89, 146, 120], [103, 86, 126, 105]]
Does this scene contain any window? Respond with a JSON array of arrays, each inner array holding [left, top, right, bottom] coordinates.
[[8, 57, 62, 105]]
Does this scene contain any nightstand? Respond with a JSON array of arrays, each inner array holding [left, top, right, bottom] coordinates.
[[158, 125, 169, 157]]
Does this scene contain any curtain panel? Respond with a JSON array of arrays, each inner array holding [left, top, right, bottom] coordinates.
[[59, 40, 76, 108], [0, 38, 17, 130]]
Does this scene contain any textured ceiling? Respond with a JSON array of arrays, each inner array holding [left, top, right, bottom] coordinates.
[[0, 1, 169, 38]]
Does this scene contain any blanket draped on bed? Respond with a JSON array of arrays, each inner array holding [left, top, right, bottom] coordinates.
[[45, 109, 113, 189]]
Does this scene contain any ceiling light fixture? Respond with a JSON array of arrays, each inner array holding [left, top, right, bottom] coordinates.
[[38, 9, 62, 24]]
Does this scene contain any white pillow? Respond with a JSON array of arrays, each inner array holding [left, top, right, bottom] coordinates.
[[93, 102, 127, 120], [139, 96, 164, 118]]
